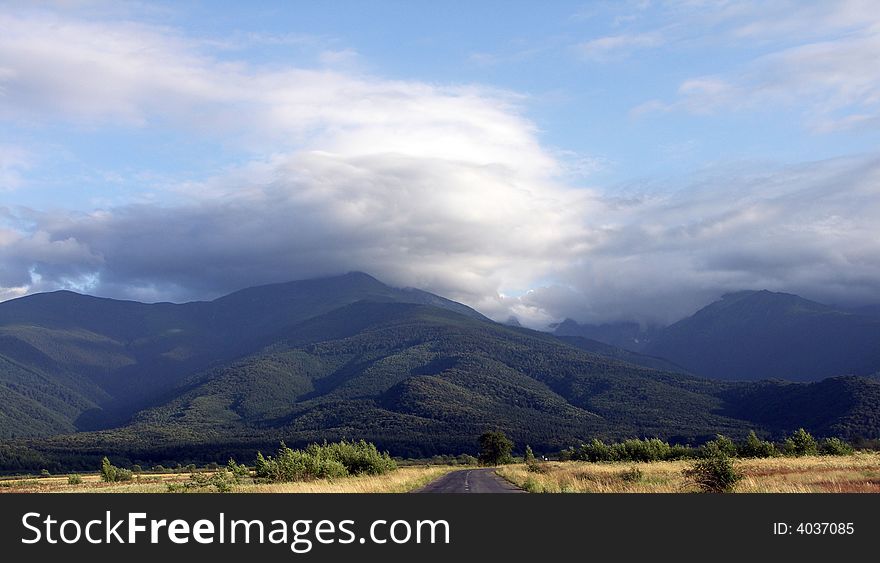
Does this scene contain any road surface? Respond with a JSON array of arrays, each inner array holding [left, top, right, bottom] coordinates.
[[416, 468, 525, 493]]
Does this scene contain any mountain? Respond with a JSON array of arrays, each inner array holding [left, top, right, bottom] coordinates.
[[554, 335, 689, 373], [552, 319, 660, 352], [850, 304, 880, 318], [1, 277, 879, 470], [0, 272, 487, 436], [645, 290, 880, 382]]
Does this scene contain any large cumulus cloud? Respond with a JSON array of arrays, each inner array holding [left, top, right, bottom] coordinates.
[[2, 7, 880, 327]]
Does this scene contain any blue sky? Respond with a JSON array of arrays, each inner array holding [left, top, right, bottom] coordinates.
[[2, 1, 880, 326]]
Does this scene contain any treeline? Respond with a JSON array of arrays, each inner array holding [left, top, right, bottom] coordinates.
[[564, 429, 855, 463]]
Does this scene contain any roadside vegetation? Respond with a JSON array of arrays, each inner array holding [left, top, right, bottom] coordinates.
[[0, 439, 455, 493], [1, 430, 875, 494], [499, 429, 875, 493]]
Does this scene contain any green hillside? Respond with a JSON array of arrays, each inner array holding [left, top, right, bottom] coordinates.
[[1, 276, 879, 471]]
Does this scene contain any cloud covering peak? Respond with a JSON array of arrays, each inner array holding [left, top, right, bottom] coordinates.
[[2, 5, 880, 327]]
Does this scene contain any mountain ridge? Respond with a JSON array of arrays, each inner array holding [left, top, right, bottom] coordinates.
[[1, 275, 879, 470]]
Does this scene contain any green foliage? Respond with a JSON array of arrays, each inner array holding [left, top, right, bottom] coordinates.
[[524, 445, 535, 464], [702, 434, 738, 458], [576, 439, 618, 462], [100, 457, 132, 482], [783, 428, 819, 457], [167, 469, 241, 493], [573, 437, 695, 463], [313, 440, 397, 475], [738, 431, 778, 458], [683, 453, 741, 493], [818, 437, 854, 456], [254, 440, 395, 483], [456, 454, 479, 466], [227, 458, 250, 477], [3, 276, 880, 472], [521, 476, 542, 493], [39, 469, 51, 477], [478, 431, 514, 465], [67, 474, 82, 485]]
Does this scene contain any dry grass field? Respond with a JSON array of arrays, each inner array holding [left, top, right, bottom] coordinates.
[[496, 452, 880, 493], [0, 465, 459, 494]]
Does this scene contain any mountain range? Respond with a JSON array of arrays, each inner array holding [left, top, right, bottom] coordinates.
[[1, 273, 879, 470], [556, 290, 880, 382]]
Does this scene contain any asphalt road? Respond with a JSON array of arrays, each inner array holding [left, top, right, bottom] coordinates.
[[416, 468, 525, 493]]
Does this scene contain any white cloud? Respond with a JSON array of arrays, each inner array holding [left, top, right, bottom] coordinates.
[[2, 6, 880, 331], [576, 33, 665, 61], [631, 1, 880, 130], [0, 145, 30, 191]]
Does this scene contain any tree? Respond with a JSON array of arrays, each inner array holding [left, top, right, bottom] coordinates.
[[738, 431, 778, 458], [702, 434, 737, 458], [524, 445, 536, 464], [100, 456, 132, 483], [783, 428, 818, 457], [478, 431, 514, 465]]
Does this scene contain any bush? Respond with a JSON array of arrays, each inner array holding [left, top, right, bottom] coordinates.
[[100, 457, 133, 483], [39, 469, 51, 477], [524, 445, 536, 464], [702, 435, 738, 458], [619, 466, 643, 483], [572, 438, 695, 463], [819, 437, 854, 456], [227, 458, 250, 477], [456, 454, 479, 466], [478, 431, 514, 465], [738, 431, 778, 458], [167, 469, 240, 493], [521, 476, 543, 493], [576, 439, 618, 462], [67, 474, 83, 485], [683, 455, 741, 493], [254, 440, 396, 483], [314, 440, 397, 475], [783, 428, 818, 457]]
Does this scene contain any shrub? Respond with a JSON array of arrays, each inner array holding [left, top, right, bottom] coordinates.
[[167, 469, 240, 493], [702, 435, 738, 458], [521, 476, 542, 493], [100, 457, 133, 483], [524, 445, 536, 464], [254, 440, 396, 483], [783, 428, 818, 457], [738, 431, 778, 458], [314, 440, 397, 475], [67, 474, 83, 485], [572, 438, 695, 463], [227, 458, 250, 477], [131, 464, 143, 474], [819, 437, 854, 456], [668, 444, 697, 460], [619, 466, 643, 483], [39, 469, 51, 477], [615, 438, 673, 462], [577, 439, 618, 462], [683, 455, 741, 493], [456, 454, 479, 466], [478, 431, 514, 465]]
